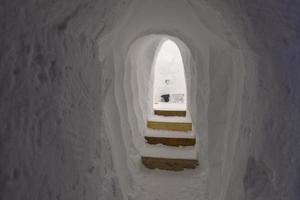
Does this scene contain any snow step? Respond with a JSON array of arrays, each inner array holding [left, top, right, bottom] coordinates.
[[148, 110, 192, 131], [144, 129, 196, 146], [142, 156, 198, 171], [147, 121, 192, 131], [153, 103, 186, 112], [145, 136, 195, 146], [154, 110, 186, 117], [140, 145, 198, 171]]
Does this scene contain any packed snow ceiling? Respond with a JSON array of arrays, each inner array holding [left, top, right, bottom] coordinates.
[[1, 0, 299, 200]]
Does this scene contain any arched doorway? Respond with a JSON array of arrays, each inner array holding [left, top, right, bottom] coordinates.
[[152, 39, 187, 116]]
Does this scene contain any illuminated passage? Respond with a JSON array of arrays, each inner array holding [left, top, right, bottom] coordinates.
[[152, 39, 187, 115]]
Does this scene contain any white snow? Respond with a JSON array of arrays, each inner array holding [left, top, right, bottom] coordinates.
[[152, 39, 187, 105], [144, 129, 195, 139], [153, 102, 186, 111], [1, 0, 300, 200], [141, 144, 197, 160]]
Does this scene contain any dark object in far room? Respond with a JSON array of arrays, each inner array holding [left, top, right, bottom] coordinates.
[[161, 94, 170, 102]]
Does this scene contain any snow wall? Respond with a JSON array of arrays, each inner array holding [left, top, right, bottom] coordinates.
[[0, 1, 130, 200], [1, 0, 300, 200]]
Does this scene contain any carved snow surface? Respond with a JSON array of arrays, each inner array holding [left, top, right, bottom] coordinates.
[[2, 0, 299, 200]]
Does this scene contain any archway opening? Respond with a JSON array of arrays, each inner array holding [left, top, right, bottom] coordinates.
[[152, 39, 187, 115]]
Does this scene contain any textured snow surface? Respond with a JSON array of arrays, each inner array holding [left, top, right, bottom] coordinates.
[[0, 0, 130, 200], [1, 0, 300, 200]]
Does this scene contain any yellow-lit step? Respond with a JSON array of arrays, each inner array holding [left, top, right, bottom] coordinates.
[[148, 110, 192, 131], [147, 121, 192, 131], [141, 144, 198, 171], [145, 136, 195, 146], [142, 156, 199, 171], [154, 110, 186, 117]]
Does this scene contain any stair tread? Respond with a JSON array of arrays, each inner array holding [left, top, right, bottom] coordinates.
[[148, 110, 192, 123], [141, 144, 197, 160], [144, 129, 195, 138], [141, 156, 198, 171], [153, 102, 186, 111], [154, 110, 186, 117]]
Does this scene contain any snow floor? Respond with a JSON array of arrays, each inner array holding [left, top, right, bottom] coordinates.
[[130, 167, 207, 200], [131, 136, 206, 200], [148, 110, 192, 123], [141, 143, 197, 159], [144, 128, 195, 139], [153, 102, 186, 111]]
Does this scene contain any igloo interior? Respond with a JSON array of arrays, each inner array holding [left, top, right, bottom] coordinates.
[[1, 0, 300, 200]]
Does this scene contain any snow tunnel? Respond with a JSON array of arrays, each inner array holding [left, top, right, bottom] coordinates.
[[98, 0, 246, 199], [3, 0, 300, 200], [119, 34, 194, 153]]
